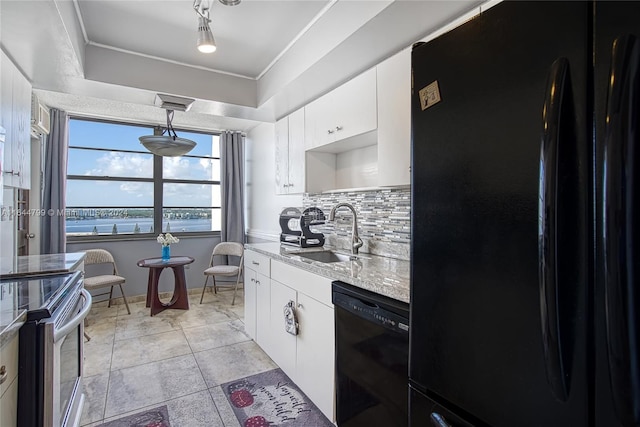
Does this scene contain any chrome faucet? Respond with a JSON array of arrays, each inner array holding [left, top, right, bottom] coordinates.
[[329, 203, 363, 255]]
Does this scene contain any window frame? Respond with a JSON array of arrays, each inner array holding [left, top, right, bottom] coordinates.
[[66, 116, 222, 242]]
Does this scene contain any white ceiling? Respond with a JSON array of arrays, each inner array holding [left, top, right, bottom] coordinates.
[[0, 0, 486, 132], [77, 0, 330, 79]]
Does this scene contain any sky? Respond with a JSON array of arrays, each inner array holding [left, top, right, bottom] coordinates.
[[66, 119, 221, 209]]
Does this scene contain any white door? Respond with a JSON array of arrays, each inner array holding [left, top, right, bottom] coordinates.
[[243, 267, 257, 340], [296, 293, 335, 421], [267, 279, 297, 379], [255, 272, 271, 350]]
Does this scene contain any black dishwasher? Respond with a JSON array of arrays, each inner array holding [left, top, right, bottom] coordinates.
[[332, 281, 410, 427]]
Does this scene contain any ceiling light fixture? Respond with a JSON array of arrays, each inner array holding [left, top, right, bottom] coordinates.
[[139, 108, 197, 157], [194, 0, 216, 53], [193, 0, 240, 53]]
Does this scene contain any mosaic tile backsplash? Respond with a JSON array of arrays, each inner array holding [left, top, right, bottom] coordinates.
[[303, 187, 411, 260]]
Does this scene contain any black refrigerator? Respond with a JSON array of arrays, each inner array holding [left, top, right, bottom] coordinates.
[[409, 1, 639, 427]]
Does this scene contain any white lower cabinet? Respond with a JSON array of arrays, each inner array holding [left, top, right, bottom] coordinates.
[[243, 250, 271, 343], [267, 279, 297, 378], [244, 250, 336, 422], [295, 292, 335, 419], [0, 334, 19, 427], [244, 267, 258, 340], [255, 272, 271, 351]]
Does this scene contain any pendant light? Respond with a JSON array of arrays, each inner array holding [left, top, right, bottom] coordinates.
[[139, 109, 196, 157]]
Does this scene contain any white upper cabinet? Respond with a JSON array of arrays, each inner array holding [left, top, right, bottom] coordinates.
[[377, 47, 411, 187], [305, 68, 377, 151], [1, 51, 31, 190], [275, 107, 305, 194]]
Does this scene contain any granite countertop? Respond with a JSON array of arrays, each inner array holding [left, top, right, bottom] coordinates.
[[0, 252, 86, 279], [245, 242, 410, 303]]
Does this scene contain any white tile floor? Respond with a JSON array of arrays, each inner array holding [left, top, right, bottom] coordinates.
[[81, 286, 278, 426]]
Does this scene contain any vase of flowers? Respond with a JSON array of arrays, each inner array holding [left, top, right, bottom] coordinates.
[[157, 233, 179, 261]]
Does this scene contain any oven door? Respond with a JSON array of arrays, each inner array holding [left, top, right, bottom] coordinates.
[[43, 288, 92, 427]]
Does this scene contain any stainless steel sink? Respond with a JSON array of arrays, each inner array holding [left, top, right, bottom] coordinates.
[[297, 251, 356, 263]]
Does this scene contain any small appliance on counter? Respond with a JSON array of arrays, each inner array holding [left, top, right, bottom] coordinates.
[[279, 207, 325, 248]]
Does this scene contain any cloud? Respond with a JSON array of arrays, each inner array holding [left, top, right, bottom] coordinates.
[[88, 152, 153, 178]]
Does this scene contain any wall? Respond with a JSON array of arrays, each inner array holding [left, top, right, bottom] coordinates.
[[243, 124, 411, 260], [1, 188, 14, 259], [245, 122, 302, 242], [67, 235, 223, 300], [305, 188, 410, 260]]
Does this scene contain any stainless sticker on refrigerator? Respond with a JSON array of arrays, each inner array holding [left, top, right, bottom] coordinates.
[[419, 80, 441, 110]]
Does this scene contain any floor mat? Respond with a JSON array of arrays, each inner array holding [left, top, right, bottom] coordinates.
[[221, 368, 333, 427], [101, 405, 170, 427]]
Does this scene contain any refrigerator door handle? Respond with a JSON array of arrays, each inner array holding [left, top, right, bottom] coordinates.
[[538, 57, 570, 402], [603, 34, 640, 427], [430, 412, 453, 427]]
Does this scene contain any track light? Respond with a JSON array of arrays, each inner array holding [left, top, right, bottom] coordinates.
[[194, 0, 239, 53], [197, 15, 216, 53]]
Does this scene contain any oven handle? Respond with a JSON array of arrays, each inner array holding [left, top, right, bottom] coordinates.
[[53, 289, 92, 343]]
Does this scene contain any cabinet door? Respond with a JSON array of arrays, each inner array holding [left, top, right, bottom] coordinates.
[[268, 279, 297, 379], [274, 116, 289, 194], [1, 52, 14, 187], [331, 67, 377, 143], [12, 69, 30, 190], [377, 48, 411, 186], [287, 108, 305, 194], [0, 378, 18, 427], [255, 272, 271, 350], [296, 293, 335, 421], [304, 91, 335, 150], [243, 267, 257, 340]]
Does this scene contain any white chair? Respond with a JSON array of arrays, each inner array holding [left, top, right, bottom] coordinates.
[[84, 249, 131, 315], [200, 242, 244, 305]]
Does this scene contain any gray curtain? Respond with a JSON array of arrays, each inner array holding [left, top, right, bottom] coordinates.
[[41, 109, 68, 254], [220, 131, 245, 244]]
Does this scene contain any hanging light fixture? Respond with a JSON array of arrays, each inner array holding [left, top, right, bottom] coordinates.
[[139, 109, 197, 157]]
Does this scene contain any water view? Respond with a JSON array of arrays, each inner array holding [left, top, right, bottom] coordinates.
[[66, 217, 215, 235]]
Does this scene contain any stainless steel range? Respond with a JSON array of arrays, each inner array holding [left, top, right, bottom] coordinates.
[[7, 271, 92, 427]]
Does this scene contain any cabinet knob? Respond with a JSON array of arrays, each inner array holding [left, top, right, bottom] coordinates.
[[250, 278, 256, 282], [297, 303, 303, 309], [335, 126, 343, 131], [256, 280, 261, 285], [252, 261, 259, 265], [3, 170, 19, 176], [0, 365, 7, 385], [327, 129, 334, 134]]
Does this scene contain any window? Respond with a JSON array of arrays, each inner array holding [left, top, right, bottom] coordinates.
[[66, 118, 221, 238]]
